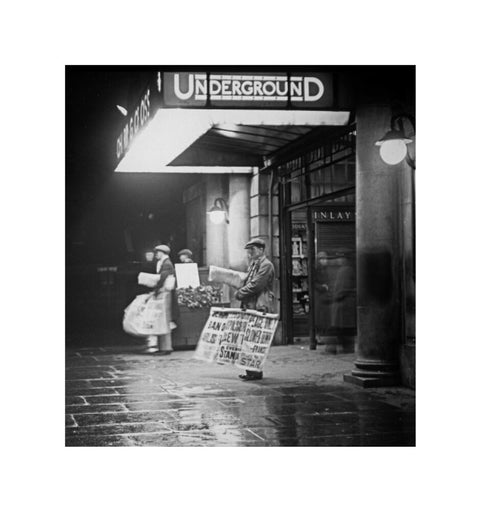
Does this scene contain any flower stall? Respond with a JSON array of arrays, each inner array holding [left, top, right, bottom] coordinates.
[[172, 285, 229, 349]]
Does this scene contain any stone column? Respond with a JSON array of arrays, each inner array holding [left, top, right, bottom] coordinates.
[[344, 105, 401, 387], [227, 175, 250, 271]]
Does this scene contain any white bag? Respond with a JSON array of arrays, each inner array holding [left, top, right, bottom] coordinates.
[[123, 293, 170, 336], [138, 272, 161, 288], [164, 274, 176, 291], [208, 265, 247, 289]]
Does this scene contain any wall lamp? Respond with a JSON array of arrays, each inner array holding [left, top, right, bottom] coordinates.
[[208, 198, 229, 224], [376, 114, 415, 169]]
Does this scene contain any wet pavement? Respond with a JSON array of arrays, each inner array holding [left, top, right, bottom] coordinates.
[[65, 344, 415, 446]]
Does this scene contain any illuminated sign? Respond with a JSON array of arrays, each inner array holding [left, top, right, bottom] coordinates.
[[115, 88, 152, 160], [162, 72, 333, 108]]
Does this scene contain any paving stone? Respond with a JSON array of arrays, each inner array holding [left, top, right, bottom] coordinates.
[[65, 387, 120, 397], [65, 414, 77, 427], [65, 381, 94, 392], [249, 420, 393, 441], [84, 393, 186, 405], [66, 434, 129, 447], [65, 396, 88, 406], [66, 403, 128, 414], [66, 371, 116, 380], [72, 410, 174, 427], [66, 421, 173, 438], [124, 400, 210, 413]]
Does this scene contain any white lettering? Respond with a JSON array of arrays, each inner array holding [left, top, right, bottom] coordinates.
[[134, 107, 140, 132], [116, 89, 151, 159], [276, 80, 288, 96], [263, 81, 276, 96], [168, 73, 328, 105], [195, 77, 207, 96], [145, 89, 150, 111], [174, 73, 194, 100], [129, 118, 134, 139], [290, 80, 303, 97], [304, 77, 324, 102], [253, 80, 263, 96], [241, 80, 253, 95], [221, 80, 232, 95], [116, 137, 123, 159], [209, 79, 221, 95], [231, 80, 241, 95]]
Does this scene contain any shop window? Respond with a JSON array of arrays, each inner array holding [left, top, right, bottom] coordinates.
[[284, 167, 307, 204], [290, 213, 309, 334]]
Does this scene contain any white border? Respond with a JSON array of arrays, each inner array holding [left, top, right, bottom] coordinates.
[[3, 0, 479, 510]]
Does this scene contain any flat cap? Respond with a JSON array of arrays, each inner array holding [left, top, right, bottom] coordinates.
[[244, 238, 266, 249], [178, 248, 193, 258], [154, 244, 171, 255]]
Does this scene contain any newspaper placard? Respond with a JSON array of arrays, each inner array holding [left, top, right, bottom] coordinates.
[[175, 263, 200, 289], [194, 307, 278, 372]]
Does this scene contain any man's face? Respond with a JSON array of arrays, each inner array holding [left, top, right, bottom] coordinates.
[[155, 251, 164, 260], [247, 246, 263, 261], [145, 251, 154, 262], [179, 254, 188, 263]]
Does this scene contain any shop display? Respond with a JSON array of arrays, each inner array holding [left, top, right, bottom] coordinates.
[[291, 222, 309, 317]]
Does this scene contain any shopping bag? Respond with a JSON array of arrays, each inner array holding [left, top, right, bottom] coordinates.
[[208, 265, 247, 289], [123, 292, 170, 336], [138, 272, 161, 288]]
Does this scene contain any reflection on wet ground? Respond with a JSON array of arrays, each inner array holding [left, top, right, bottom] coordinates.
[[66, 347, 415, 446]]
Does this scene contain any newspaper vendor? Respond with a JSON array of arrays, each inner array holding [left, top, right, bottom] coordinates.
[[144, 244, 176, 355], [234, 238, 275, 381]]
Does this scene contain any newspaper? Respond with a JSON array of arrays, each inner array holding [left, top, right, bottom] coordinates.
[[194, 307, 278, 372], [138, 272, 161, 288], [208, 266, 247, 289]]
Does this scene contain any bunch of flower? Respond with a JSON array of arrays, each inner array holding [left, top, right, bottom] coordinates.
[[176, 285, 222, 309]]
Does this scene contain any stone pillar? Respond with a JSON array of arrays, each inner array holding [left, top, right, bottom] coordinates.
[[344, 105, 401, 387], [205, 174, 227, 268], [249, 169, 283, 343], [398, 120, 416, 388], [227, 175, 250, 271]]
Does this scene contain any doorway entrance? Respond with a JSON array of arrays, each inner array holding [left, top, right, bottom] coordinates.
[[276, 125, 357, 350], [283, 200, 356, 351]]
